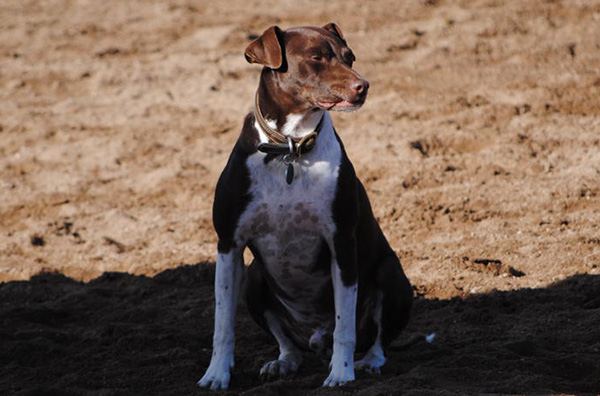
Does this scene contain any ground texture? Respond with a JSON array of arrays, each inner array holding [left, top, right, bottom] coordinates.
[[1, 0, 599, 394]]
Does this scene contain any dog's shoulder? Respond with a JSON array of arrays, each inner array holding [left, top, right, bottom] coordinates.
[[324, 126, 360, 219], [213, 113, 258, 252]]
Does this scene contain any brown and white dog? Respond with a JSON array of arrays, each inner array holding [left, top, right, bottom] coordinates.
[[198, 23, 413, 390]]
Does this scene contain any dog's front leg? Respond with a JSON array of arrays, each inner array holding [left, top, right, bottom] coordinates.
[[324, 246, 358, 387], [198, 249, 243, 390]]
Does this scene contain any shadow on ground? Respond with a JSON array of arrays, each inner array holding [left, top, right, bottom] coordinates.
[[1, 263, 599, 396]]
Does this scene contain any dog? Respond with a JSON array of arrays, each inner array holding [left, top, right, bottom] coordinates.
[[198, 23, 413, 390]]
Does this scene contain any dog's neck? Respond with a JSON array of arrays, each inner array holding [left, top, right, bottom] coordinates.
[[278, 111, 324, 139], [255, 76, 325, 141]]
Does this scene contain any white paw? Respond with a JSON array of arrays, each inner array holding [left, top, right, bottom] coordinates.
[[355, 353, 386, 375], [259, 356, 300, 381], [323, 360, 355, 387], [198, 354, 234, 390]]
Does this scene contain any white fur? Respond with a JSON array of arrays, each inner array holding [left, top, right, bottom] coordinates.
[[248, 112, 361, 387], [240, 113, 341, 324], [282, 110, 325, 138], [323, 262, 357, 387], [198, 251, 243, 390]]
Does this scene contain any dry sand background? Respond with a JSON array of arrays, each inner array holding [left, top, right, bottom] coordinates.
[[1, 0, 600, 395]]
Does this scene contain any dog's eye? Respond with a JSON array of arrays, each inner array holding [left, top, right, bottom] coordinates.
[[311, 55, 323, 61], [346, 52, 356, 66]]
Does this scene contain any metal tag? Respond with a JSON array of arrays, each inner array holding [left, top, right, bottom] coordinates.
[[286, 163, 294, 184]]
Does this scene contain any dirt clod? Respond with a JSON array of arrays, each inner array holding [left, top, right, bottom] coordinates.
[[30, 235, 46, 247]]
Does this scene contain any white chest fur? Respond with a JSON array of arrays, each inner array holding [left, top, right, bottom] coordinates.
[[235, 114, 341, 317]]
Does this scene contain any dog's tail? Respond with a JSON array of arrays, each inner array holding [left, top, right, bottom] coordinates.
[[387, 332, 436, 351]]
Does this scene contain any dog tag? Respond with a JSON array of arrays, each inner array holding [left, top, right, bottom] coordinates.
[[286, 163, 294, 184]]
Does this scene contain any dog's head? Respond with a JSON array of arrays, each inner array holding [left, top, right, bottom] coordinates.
[[245, 23, 369, 112]]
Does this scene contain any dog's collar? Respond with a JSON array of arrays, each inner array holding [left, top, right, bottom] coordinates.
[[254, 91, 324, 158]]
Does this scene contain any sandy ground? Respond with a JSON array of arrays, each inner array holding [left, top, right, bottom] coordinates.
[[1, 0, 600, 394]]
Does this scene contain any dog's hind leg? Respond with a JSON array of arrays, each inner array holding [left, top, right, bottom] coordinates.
[[259, 311, 303, 380], [245, 260, 302, 381], [354, 292, 386, 374], [378, 253, 413, 348], [356, 253, 413, 374]]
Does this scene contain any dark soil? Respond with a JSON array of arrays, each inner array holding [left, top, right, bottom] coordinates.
[[2, 263, 599, 395]]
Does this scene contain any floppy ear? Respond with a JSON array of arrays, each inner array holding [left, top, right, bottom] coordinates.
[[322, 22, 346, 43], [244, 26, 284, 69]]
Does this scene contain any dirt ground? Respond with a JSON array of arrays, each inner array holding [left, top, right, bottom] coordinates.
[[1, 0, 599, 394]]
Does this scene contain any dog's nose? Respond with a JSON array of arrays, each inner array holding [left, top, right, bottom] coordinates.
[[351, 79, 369, 95]]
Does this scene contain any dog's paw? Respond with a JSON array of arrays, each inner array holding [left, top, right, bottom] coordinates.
[[323, 360, 355, 387], [260, 355, 301, 381], [198, 355, 234, 390], [355, 349, 386, 375]]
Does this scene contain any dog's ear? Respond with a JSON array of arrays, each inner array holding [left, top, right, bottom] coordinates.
[[322, 22, 346, 44], [244, 26, 284, 69]]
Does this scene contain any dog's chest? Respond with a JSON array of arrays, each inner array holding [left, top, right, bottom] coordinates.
[[237, 128, 342, 299]]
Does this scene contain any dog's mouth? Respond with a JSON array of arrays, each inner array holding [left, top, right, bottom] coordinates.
[[317, 98, 365, 111]]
